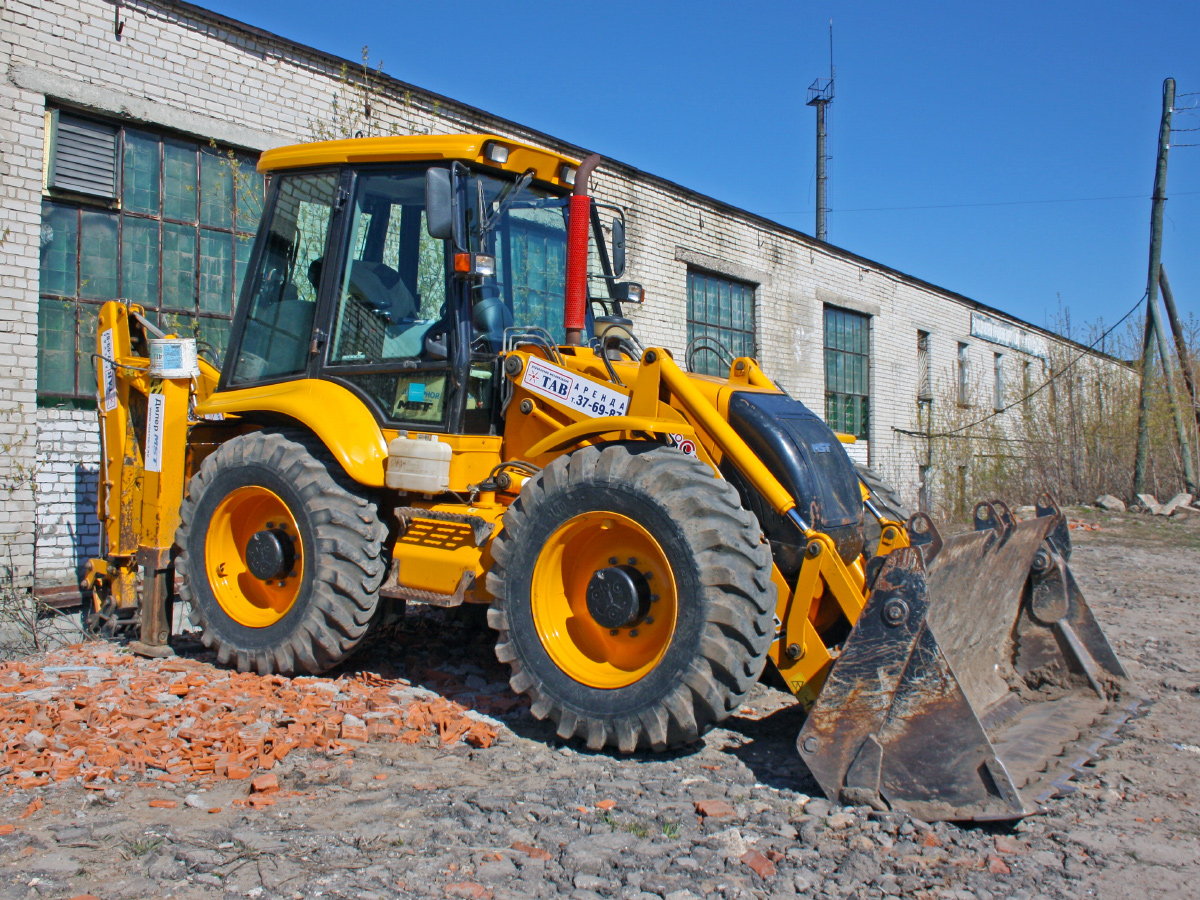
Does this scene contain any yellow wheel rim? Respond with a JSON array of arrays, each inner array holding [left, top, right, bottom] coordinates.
[[205, 485, 304, 628], [532, 511, 679, 689]]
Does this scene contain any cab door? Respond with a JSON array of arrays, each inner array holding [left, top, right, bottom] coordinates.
[[317, 166, 461, 432]]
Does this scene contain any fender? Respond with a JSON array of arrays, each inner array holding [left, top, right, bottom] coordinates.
[[195, 379, 389, 487]]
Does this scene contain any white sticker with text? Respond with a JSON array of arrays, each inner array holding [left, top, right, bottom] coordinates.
[[521, 358, 629, 419], [144, 392, 167, 473], [100, 328, 118, 412]]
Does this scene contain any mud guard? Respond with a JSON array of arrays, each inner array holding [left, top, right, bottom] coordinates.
[[797, 498, 1135, 822]]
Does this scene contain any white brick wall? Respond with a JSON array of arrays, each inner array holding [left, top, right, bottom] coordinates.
[[34, 408, 101, 580], [2, 0, 1126, 584]]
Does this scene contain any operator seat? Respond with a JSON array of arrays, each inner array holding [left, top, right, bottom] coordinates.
[[348, 261, 418, 323]]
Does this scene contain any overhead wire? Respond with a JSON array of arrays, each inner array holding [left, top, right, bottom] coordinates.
[[894, 290, 1148, 442], [769, 190, 1200, 216]]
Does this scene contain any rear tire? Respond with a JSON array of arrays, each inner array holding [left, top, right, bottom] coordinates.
[[175, 429, 387, 675], [486, 443, 775, 752]]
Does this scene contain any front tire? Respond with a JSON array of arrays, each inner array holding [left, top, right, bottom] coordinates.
[[487, 443, 775, 752], [175, 429, 387, 675]]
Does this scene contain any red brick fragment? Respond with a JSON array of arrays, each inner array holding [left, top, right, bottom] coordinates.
[[510, 841, 552, 861], [251, 773, 279, 794], [226, 764, 252, 780], [741, 849, 777, 879], [444, 882, 493, 900], [988, 855, 1011, 875], [995, 835, 1028, 855], [695, 798, 735, 818], [596, 799, 616, 810], [19, 799, 42, 819], [148, 799, 177, 809], [0, 825, 14, 835]]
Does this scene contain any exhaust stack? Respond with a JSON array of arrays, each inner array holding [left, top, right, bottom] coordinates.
[[564, 153, 601, 345]]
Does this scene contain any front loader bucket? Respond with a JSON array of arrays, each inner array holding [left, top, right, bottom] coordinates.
[[797, 497, 1140, 822]]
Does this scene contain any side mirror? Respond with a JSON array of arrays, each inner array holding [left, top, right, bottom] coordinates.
[[425, 168, 457, 242], [612, 282, 644, 304], [611, 217, 626, 277]]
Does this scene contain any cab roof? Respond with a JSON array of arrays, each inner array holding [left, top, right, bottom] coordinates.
[[257, 134, 581, 188]]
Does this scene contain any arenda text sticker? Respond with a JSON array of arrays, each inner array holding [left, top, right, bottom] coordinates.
[[521, 357, 630, 419]]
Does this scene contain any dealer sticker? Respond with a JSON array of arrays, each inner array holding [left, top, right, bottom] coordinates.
[[99, 328, 118, 412], [521, 357, 629, 419], [144, 389, 167, 473]]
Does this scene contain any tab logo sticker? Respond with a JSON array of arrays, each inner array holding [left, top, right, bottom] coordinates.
[[100, 328, 118, 412], [144, 389, 167, 473], [520, 358, 629, 419]]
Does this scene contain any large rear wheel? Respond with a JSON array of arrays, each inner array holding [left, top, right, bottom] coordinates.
[[175, 430, 387, 675], [487, 443, 775, 752]]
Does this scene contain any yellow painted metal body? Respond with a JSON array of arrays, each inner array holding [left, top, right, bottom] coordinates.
[[497, 345, 911, 700], [195, 379, 390, 488], [384, 499, 505, 604], [87, 301, 219, 612], [259, 134, 580, 189], [87, 135, 910, 708]]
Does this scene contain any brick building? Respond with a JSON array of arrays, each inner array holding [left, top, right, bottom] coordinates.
[[1, 0, 1118, 588]]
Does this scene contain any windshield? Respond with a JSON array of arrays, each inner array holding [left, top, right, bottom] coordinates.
[[465, 173, 587, 348]]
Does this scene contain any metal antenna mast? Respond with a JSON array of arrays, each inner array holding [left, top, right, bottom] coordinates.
[[807, 20, 835, 241]]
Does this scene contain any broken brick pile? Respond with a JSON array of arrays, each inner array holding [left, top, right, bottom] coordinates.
[[0, 644, 499, 791]]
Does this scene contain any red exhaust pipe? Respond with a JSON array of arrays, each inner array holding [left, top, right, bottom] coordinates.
[[564, 153, 601, 346]]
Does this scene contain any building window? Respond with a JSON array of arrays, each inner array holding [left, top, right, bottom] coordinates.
[[1022, 359, 1032, 398], [917, 330, 931, 400], [686, 269, 756, 376], [824, 306, 870, 439], [38, 112, 263, 401], [957, 342, 970, 407], [993, 352, 1004, 411]]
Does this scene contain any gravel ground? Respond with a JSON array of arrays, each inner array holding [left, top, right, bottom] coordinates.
[[0, 508, 1197, 900]]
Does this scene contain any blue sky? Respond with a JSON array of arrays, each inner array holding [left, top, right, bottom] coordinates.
[[200, 0, 1200, 341]]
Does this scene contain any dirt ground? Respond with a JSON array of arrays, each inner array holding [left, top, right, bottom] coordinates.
[[0, 507, 1198, 900]]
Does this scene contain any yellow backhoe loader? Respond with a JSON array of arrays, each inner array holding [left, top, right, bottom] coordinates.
[[84, 134, 1139, 822]]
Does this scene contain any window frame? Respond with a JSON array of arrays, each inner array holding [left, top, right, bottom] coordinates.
[[957, 342, 971, 407], [685, 268, 758, 377], [823, 305, 871, 441], [37, 110, 264, 403]]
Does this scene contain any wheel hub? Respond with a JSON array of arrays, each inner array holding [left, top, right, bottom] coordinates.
[[586, 564, 651, 629], [245, 529, 295, 581]]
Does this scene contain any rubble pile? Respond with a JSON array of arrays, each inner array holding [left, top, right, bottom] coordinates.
[[0, 644, 499, 791]]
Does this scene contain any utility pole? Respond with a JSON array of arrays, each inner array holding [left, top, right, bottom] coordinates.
[[807, 22, 834, 242], [1133, 78, 1186, 495], [1160, 266, 1200, 465]]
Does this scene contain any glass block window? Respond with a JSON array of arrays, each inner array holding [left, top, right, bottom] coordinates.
[[686, 270, 756, 377], [824, 306, 870, 440], [38, 114, 263, 401]]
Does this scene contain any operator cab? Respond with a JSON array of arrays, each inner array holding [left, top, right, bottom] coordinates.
[[220, 135, 638, 437]]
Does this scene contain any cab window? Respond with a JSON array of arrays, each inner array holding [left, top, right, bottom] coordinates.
[[229, 172, 338, 385]]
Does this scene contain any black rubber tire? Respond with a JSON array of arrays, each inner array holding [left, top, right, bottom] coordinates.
[[175, 429, 387, 675], [486, 443, 776, 752], [856, 463, 912, 551]]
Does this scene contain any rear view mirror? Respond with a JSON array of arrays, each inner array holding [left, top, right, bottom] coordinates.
[[611, 217, 626, 278], [425, 168, 457, 241]]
